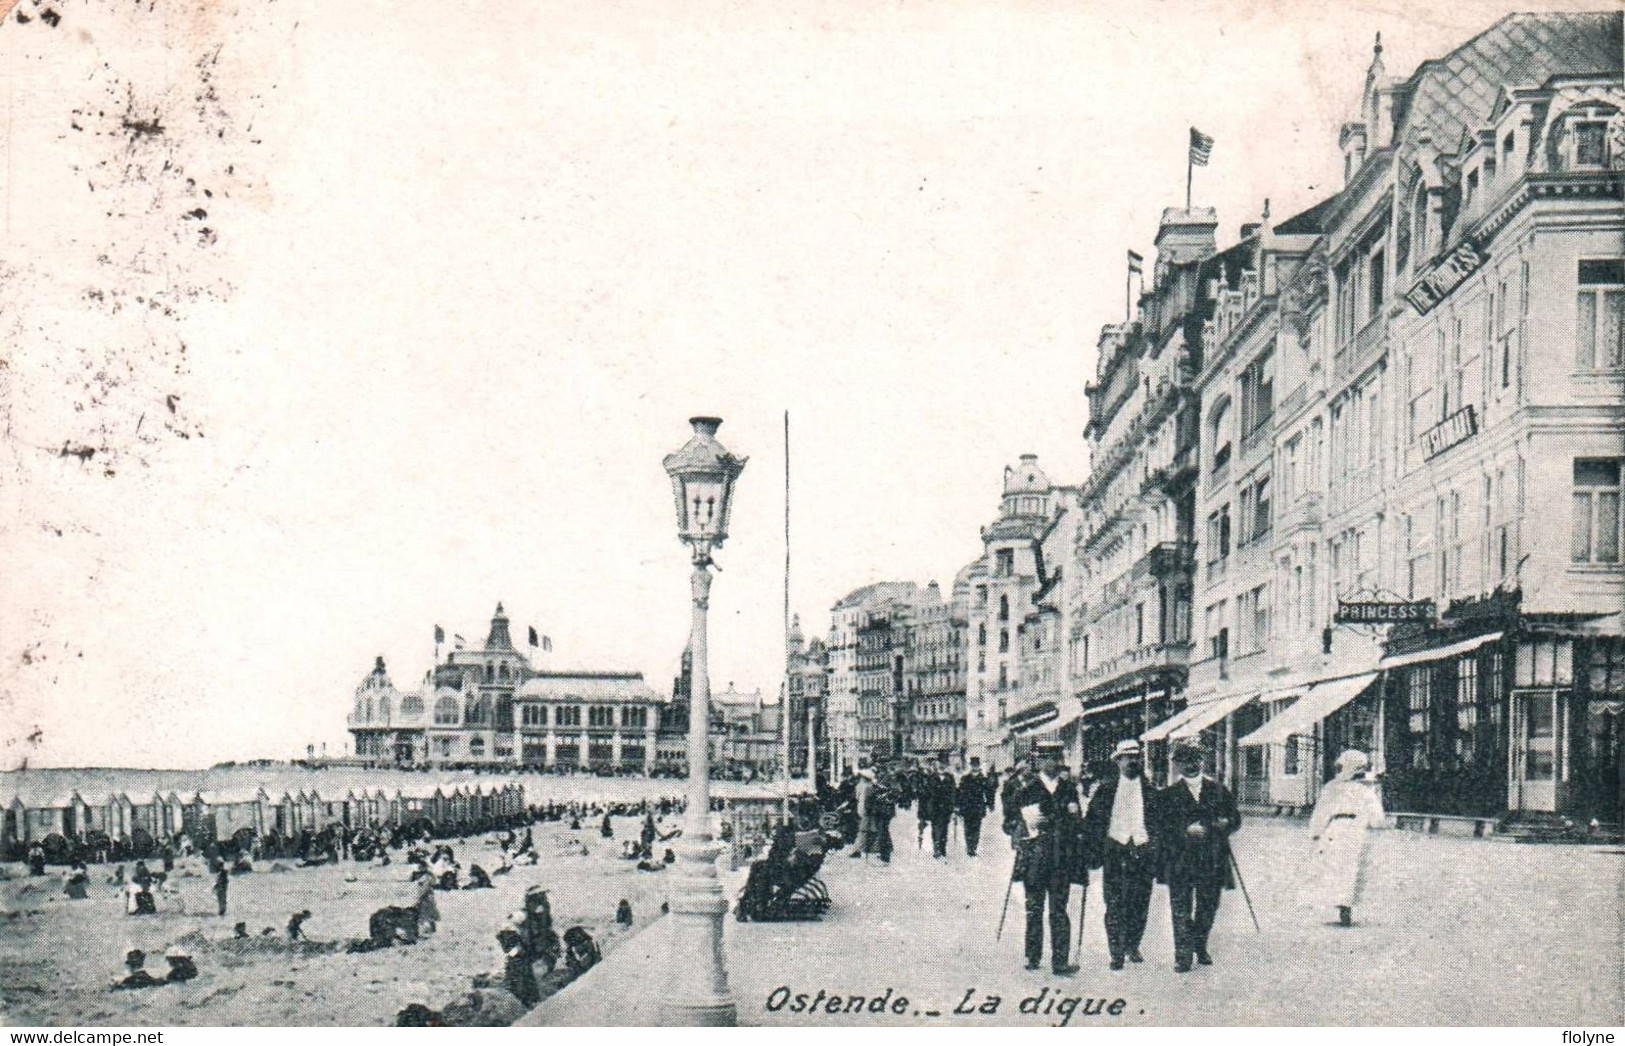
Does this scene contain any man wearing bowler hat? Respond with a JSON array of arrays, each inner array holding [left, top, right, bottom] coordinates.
[[1081, 738, 1159, 970], [1004, 740, 1087, 975], [1157, 742, 1241, 972]]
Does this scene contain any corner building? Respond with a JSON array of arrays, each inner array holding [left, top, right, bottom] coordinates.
[[1136, 13, 1623, 827]]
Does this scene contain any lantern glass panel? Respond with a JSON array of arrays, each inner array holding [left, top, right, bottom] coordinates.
[[682, 474, 726, 539]]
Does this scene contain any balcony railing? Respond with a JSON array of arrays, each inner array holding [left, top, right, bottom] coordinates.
[[1240, 416, 1274, 461], [1134, 540, 1196, 583], [1080, 641, 1192, 690], [1334, 313, 1386, 383], [1281, 491, 1324, 532]]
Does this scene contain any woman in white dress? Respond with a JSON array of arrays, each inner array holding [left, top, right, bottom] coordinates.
[[1307, 750, 1385, 927]]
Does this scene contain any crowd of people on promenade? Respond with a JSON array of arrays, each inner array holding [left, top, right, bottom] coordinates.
[[812, 740, 1386, 977]]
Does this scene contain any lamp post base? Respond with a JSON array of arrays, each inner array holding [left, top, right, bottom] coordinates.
[[660, 832, 737, 1026]]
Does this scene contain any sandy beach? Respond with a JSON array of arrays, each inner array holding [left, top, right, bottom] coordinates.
[[0, 815, 684, 1026]]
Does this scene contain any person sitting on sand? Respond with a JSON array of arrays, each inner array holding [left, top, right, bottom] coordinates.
[[28, 842, 47, 877], [64, 863, 90, 900], [109, 864, 126, 886], [111, 949, 164, 991], [463, 864, 493, 890], [233, 921, 250, 939], [287, 910, 312, 941], [497, 926, 539, 1006], [163, 949, 199, 984]]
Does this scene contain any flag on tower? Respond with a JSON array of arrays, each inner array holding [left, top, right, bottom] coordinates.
[[1127, 249, 1143, 275], [434, 625, 444, 645], [453, 634, 465, 650], [1189, 127, 1215, 166], [542, 635, 552, 653], [528, 626, 539, 648]]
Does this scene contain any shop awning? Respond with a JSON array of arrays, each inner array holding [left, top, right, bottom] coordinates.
[[1141, 703, 1204, 743], [1004, 701, 1057, 734], [1167, 690, 1259, 741], [1011, 699, 1086, 737], [1079, 693, 1148, 720], [1028, 699, 1085, 737], [1379, 631, 1502, 671], [1237, 672, 1379, 748]]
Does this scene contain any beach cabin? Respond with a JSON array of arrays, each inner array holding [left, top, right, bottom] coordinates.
[[205, 786, 269, 842], [3, 795, 24, 854]]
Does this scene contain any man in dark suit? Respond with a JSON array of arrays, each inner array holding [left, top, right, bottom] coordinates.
[[923, 756, 957, 859], [1157, 742, 1241, 972], [1004, 741, 1087, 975], [1081, 739, 1158, 970], [956, 757, 991, 857]]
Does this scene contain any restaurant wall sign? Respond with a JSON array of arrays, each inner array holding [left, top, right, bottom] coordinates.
[[1405, 237, 1488, 315], [1335, 599, 1436, 624], [1421, 404, 1479, 460]]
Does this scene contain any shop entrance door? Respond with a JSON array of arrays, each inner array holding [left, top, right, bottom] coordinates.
[[1512, 691, 1559, 812]]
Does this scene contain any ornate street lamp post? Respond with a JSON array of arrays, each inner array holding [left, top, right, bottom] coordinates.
[[661, 416, 747, 1026]]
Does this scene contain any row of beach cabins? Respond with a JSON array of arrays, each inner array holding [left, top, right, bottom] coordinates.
[[1, 775, 527, 857]]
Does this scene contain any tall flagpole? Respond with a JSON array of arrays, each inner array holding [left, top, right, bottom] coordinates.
[[1186, 151, 1193, 211], [782, 409, 792, 819]]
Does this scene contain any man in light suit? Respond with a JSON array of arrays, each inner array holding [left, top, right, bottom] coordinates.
[[1080, 739, 1158, 970], [1157, 742, 1241, 972]]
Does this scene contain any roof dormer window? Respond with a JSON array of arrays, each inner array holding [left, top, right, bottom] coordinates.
[[1574, 121, 1607, 168]]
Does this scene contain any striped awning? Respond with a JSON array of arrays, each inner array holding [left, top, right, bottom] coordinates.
[[1168, 690, 1260, 741], [1012, 699, 1086, 737], [1238, 672, 1379, 748]]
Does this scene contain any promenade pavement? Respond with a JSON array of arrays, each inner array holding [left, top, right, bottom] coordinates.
[[523, 805, 1624, 1026]]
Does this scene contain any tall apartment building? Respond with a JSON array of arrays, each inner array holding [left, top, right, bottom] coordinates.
[[964, 455, 1072, 769], [1072, 211, 1211, 775], [904, 579, 970, 759], [827, 581, 922, 773], [785, 615, 830, 778]]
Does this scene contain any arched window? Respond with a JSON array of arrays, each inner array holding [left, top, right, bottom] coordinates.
[[401, 694, 424, 718], [485, 663, 495, 683], [466, 695, 492, 726], [365, 698, 374, 721], [498, 663, 509, 680], [379, 696, 392, 722], [978, 623, 987, 646], [434, 696, 459, 725], [998, 595, 1010, 621], [469, 737, 486, 759]]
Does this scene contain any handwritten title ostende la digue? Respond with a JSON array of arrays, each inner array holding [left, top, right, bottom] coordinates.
[[765, 986, 1136, 1027]]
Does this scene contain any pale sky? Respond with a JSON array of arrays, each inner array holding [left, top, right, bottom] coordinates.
[[0, 0, 1600, 768]]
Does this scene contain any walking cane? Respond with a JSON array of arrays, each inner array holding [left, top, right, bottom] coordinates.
[[1072, 885, 1086, 964], [995, 872, 1016, 942], [1228, 849, 1261, 934]]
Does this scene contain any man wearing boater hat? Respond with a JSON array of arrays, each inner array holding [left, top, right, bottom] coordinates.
[[1081, 739, 1158, 970], [1003, 740, 1086, 975]]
